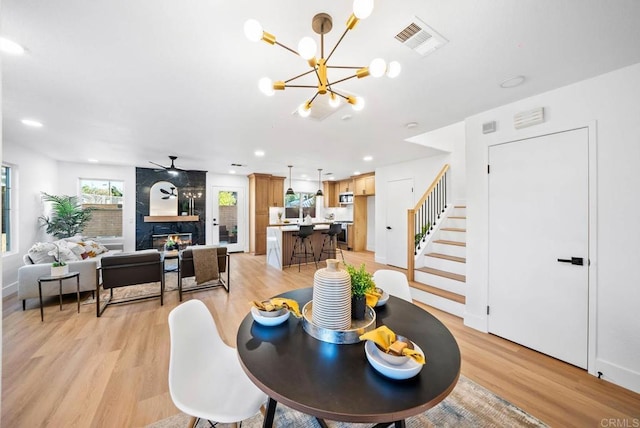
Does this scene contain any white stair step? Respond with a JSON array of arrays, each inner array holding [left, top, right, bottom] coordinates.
[[432, 241, 466, 258], [411, 288, 465, 317], [424, 253, 466, 275], [414, 269, 466, 296], [439, 229, 466, 242]]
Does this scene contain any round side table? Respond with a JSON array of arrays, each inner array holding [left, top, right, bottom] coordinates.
[[37, 271, 81, 322]]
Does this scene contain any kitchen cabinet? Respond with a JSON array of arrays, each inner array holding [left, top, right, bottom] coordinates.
[[323, 181, 338, 207], [353, 196, 368, 251], [347, 224, 354, 250], [249, 173, 272, 255], [338, 179, 353, 194], [269, 176, 285, 207], [354, 173, 375, 196]]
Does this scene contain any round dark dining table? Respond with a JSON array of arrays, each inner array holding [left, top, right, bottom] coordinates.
[[236, 287, 461, 428]]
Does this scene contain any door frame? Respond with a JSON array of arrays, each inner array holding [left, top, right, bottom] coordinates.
[[486, 122, 598, 375], [209, 185, 246, 253]]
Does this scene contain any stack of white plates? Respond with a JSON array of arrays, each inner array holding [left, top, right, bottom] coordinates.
[[312, 259, 351, 330]]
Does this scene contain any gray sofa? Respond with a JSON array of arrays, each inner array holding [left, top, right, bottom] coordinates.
[[17, 241, 124, 310]]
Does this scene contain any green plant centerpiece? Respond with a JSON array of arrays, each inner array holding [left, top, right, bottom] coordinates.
[[345, 263, 375, 320], [38, 192, 94, 238]]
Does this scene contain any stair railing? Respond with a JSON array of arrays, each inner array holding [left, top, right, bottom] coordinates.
[[407, 164, 450, 281]]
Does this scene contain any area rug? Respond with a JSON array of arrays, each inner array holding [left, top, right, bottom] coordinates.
[[81, 271, 184, 304], [147, 375, 547, 427]]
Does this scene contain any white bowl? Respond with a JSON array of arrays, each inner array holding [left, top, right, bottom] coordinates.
[[257, 307, 287, 318], [364, 340, 424, 380], [375, 290, 389, 307], [251, 307, 290, 326], [374, 335, 414, 366]]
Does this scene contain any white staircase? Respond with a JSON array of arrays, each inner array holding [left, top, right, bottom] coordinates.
[[412, 206, 466, 317]]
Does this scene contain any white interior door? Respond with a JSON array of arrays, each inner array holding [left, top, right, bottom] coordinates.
[[211, 186, 244, 253], [385, 179, 414, 268], [488, 128, 589, 368]]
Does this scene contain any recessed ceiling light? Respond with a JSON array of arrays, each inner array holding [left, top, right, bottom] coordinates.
[[301, 174, 307, 178], [329, 177, 336, 181], [21, 119, 43, 127], [354, 171, 361, 175], [363, 156, 373, 161], [405, 122, 418, 129], [88, 158, 99, 163], [229, 169, 236, 174], [254, 150, 265, 157], [0, 37, 25, 55], [341, 114, 352, 121], [500, 75, 525, 88]]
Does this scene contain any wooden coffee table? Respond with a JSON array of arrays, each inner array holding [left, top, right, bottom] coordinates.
[[236, 288, 461, 427]]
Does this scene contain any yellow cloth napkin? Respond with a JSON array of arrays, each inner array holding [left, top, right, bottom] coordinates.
[[251, 298, 302, 318], [365, 288, 383, 307], [359, 325, 426, 364]]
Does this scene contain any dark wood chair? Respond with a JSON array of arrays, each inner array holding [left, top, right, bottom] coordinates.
[[178, 246, 229, 301], [97, 250, 164, 317]]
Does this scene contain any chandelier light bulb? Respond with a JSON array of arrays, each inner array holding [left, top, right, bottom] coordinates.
[[258, 77, 275, 96], [386, 61, 401, 78], [244, 19, 263, 42], [298, 102, 312, 118], [329, 93, 341, 108], [297, 37, 317, 60], [352, 97, 365, 111], [369, 58, 387, 78], [353, 0, 374, 19]]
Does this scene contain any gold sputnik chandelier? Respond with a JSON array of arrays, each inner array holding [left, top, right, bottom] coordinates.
[[244, 0, 401, 117]]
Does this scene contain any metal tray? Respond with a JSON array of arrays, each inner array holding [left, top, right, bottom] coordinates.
[[302, 301, 376, 344]]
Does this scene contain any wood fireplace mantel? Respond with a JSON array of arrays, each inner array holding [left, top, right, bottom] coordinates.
[[143, 215, 199, 222]]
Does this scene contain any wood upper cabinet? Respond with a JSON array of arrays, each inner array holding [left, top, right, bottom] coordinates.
[[338, 179, 353, 194], [323, 181, 338, 207], [354, 173, 375, 196], [269, 176, 285, 207]]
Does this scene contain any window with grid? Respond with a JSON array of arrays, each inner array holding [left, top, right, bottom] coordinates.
[[285, 192, 316, 219]]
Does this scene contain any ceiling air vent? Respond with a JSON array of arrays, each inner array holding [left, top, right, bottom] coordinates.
[[395, 17, 448, 56]]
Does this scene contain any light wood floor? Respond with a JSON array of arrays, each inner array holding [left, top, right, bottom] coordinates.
[[3, 251, 639, 427]]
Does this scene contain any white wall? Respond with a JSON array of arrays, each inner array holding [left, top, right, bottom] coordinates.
[[374, 153, 452, 265], [407, 121, 467, 203], [465, 62, 640, 393], [57, 161, 136, 252], [2, 145, 58, 295]]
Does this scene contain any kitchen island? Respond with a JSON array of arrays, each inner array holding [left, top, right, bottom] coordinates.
[[266, 224, 334, 270]]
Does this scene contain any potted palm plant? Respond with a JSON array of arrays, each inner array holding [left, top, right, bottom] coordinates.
[[346, 263, 375, 320], [38, 192, 94, 238], [38, 193, 93, 275]]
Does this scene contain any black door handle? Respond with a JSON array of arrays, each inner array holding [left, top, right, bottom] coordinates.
[[557, 257, 584, 266], [386, 226, 392, 230]]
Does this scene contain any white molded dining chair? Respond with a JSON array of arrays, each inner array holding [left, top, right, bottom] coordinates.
[[168, 299, 266, 427], [372, 270, 413, 302]]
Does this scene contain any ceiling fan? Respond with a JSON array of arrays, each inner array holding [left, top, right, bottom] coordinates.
[[150, 156, 185, 175]]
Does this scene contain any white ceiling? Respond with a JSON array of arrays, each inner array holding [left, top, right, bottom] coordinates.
[[3, 0, 640, 181]]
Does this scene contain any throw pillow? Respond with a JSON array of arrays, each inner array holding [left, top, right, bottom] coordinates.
[[48, 244, 80, 263], [27, 242, 57, 264]]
